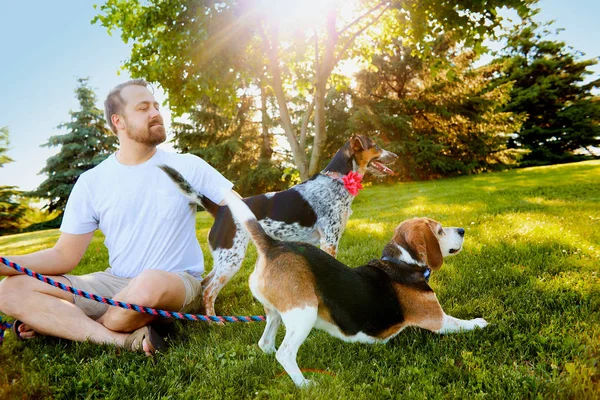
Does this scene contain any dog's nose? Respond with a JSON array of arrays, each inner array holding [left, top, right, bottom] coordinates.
[[457, 228, 465, 237]]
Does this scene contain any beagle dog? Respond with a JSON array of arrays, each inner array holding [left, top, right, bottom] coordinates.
[[219, 190, 488, 388]]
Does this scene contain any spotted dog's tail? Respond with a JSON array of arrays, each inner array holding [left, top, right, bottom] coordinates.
[[159, 164, 275, 253], [158, 164, 219, 216], [219, 190, 277, 254]]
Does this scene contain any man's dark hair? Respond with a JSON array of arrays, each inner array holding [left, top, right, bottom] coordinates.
[[104, 79, 150, 134]]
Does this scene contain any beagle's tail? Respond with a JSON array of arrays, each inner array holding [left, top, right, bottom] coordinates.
[[158, 164, 219, 216], [220, 190, 277, 254]]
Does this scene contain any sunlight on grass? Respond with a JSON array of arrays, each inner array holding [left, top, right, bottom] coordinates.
[[345, 219, 390, 237], [0, 230, 60, 253], [1, 160, 599, 398], [535, 270, 599, 298], [524, 197, 569, 207]]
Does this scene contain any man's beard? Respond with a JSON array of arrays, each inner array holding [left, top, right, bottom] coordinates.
[[125, 118, 166, 146]]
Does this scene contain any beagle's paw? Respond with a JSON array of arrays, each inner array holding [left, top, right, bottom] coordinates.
[[471, 318, 488, 329]]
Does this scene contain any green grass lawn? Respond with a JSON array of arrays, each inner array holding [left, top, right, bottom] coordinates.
[[1, 160, 599, 399]]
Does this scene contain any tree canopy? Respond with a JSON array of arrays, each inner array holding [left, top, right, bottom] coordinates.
[[94, 0, 536, 181]]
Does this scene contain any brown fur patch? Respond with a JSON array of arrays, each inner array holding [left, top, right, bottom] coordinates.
[[321, 244, 337, 258], [393, 284, 444, 332], [393, 218, 444, 270], [255, 253, 318, 313], [317, 304, 335, 324], [350, 135, 384, 175], [374, 321, 407, 340]]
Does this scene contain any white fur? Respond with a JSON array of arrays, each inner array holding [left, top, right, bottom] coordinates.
[[276, 307, 318, 388], [380, 149, 395, 159], [260, 218, 319, 244], [435, 314, 488, 334], [258, 306, 281, 355], [314, 318, 404, 344], [395, 244, 426, 266], [221, 190, 255, 224], [437, 227, 464, 257]]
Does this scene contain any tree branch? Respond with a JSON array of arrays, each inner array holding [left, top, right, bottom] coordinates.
[[333, 3, 392, 67], [300, 97, 315, 150], [337, 0, 390, 37]]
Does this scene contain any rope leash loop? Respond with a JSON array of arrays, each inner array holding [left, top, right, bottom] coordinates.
[[0, 257, 265, 343]]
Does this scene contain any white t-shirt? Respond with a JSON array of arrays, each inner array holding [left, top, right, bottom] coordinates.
[[60, 149, 233, 279]]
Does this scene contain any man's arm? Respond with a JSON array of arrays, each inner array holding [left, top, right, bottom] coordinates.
[[1, 231, 95, 276]]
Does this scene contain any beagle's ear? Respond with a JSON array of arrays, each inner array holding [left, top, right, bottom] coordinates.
[[406, 224, 443, 270], [350, 135, 367, 152]]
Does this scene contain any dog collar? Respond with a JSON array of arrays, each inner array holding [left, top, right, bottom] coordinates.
[[321, 171, 364, 196], [381, 256, 431, 282], [423, 268, 431, 281]]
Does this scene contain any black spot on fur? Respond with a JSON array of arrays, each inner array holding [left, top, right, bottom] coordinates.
[[208, 206, 237, 249], [247, 191, 317, 227], [208, 190, 317, 249], [322, 142, 354, 175]]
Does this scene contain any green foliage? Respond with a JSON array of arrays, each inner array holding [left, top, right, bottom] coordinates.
[[26, 78, 118, 213], [2, 160, 599, 398], [0, 127, 28, 235], [491, 20, 600, 166], [378, 0, 534, 59], [0, 126, 13, 168], [327, 40, 524, 180], [0, 186, 27, 235], [93, 0, 251, 117]]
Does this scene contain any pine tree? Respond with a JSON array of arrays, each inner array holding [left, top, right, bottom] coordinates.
[[0, 126, 27, 234], [492, 20, 600, 166], [28, 78, 118, 213], [348, 40, 523, 180], [0, 126, 13, 167]]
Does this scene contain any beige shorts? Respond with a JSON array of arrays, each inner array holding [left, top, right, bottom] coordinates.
[[63, 268, 204, 320]]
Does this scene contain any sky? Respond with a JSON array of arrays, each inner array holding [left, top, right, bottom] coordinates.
[[0, 0, 599, 192]]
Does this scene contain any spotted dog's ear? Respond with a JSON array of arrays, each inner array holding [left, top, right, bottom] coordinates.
[[406, 223, 443, 270], [350, 135, 368, 152]]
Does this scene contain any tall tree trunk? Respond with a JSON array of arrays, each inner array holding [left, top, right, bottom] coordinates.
[[308, 7, 338, 176], [258, 80, 273, 165], [310, 82, 327, 175], [260, 25, 309, 180], [259, 4, 389, 179]]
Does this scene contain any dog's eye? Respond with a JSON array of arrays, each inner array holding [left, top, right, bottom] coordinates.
[[438, 228, 443, 235]]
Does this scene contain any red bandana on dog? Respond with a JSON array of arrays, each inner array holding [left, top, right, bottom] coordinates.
[[342, 172, 363, 196], [322, 171, 364, 196]]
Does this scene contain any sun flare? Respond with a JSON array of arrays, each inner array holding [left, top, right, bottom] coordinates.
[[258, 0, 357, 37]]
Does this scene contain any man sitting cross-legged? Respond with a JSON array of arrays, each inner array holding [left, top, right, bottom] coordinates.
[[0, 79, 235, 355]]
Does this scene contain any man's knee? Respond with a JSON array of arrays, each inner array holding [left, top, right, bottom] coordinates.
[[100, 270, 179, 332], [122, 270, 182, 308], [0, 275, 29, 314]]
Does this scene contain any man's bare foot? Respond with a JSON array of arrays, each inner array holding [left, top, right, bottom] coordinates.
[[124, 325, 167, 356], [12, 320, 37, 340]]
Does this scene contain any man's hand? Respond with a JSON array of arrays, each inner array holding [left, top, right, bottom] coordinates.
[[1, 231, 95, 276]]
